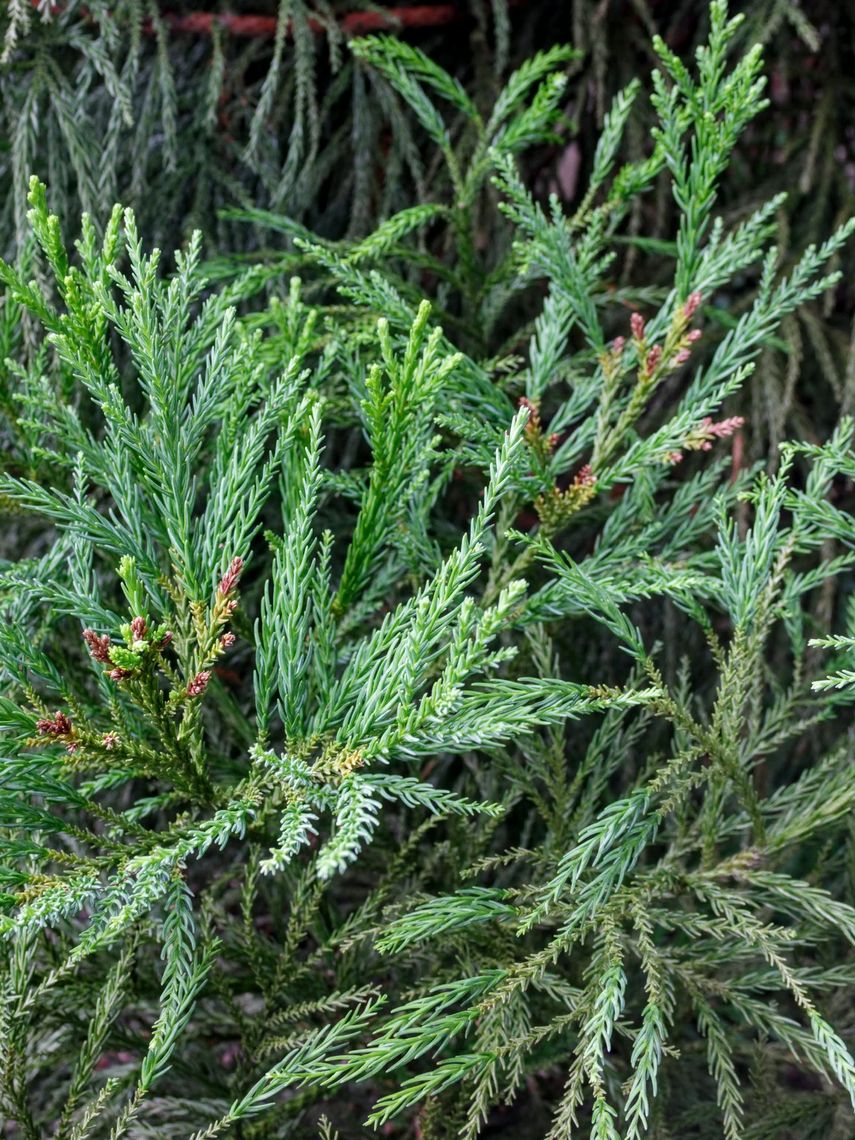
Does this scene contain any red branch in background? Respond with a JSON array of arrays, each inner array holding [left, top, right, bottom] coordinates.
[[157, 5, 460, 38], [33, 1, 530, 42]]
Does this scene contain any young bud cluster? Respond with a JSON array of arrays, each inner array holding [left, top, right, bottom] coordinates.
[[519, 396, 559, 469], [629, 292, 705, 387], [186, 670, 212, 698], [36, 711, 72, 737], [217, 556, 244, 599], [535, 463, 599, 533], [665, 414, 745, 464], [82, 630, 112, 663], [84, 613, 174, 685]]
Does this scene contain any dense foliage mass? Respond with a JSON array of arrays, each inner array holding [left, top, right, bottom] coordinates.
[[3, 0, 854, 456], [1, 3, 854, 1138]]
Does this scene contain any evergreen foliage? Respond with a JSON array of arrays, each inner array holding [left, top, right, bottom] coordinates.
[[0, 3, 854, 1139], [3, 0, 853, 462]]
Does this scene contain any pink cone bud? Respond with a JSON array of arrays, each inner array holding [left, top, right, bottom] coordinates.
[[217, 557, 244, 597], [683, 291, 702, 319], [704, 414, 745, 438], [630, 312, 645, 340], [187, 670, 211, 698], [83, 629, 112, 663]]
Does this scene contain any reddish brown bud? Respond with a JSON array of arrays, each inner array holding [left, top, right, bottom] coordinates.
[[83, 629, 112, 664], [220, 632, 236, 650], [575, 464, 596, 487], [611, 335, 626, 356], [102, 732, 119, 750], [158, 631, 174, 650], [187, 670, 211, 698], [645, 345, 663, 374], [684, 291, 702, 319], [217, 557, 244, 597], [686, 328, 702, 343], [630, 312, 645, 340], [108, 667, 132, 682], [36, 711, 72, 737], [130, 616, 147, 642], [674, 348, 691, 365]]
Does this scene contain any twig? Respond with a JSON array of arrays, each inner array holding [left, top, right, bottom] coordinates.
[[157, 5, 460, 39]]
